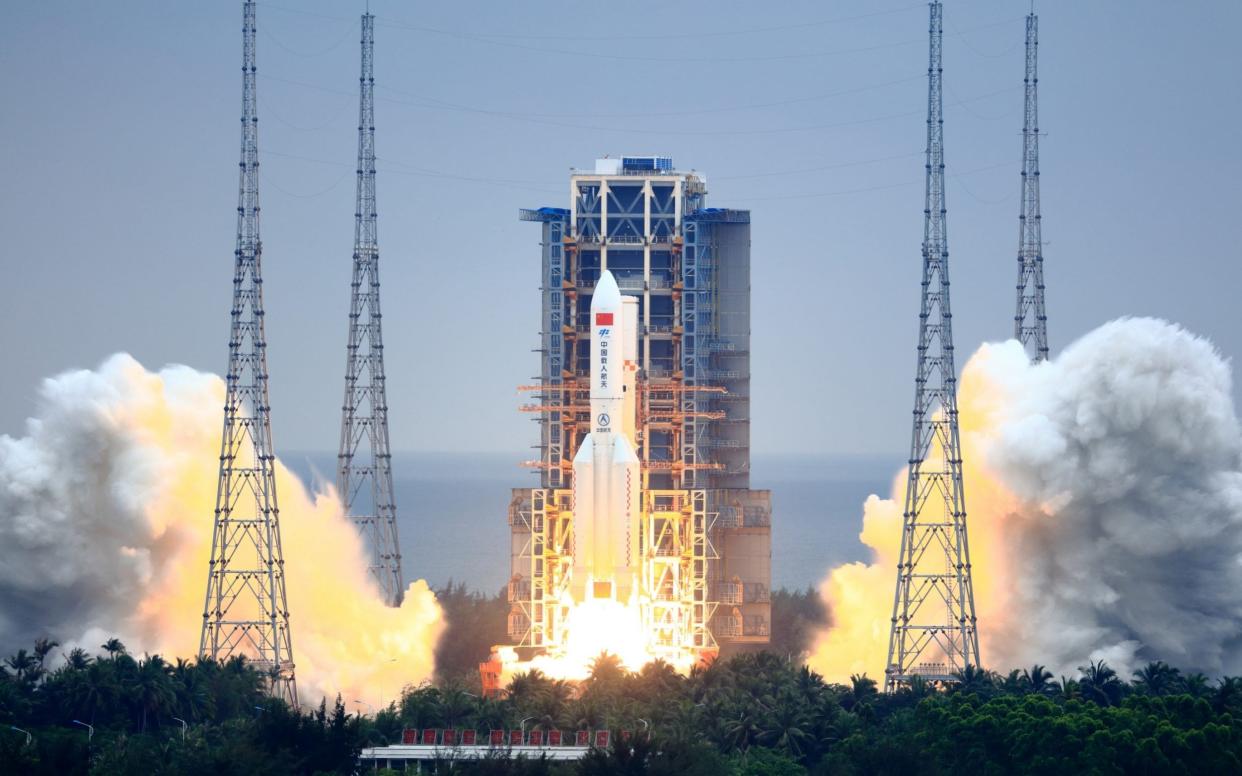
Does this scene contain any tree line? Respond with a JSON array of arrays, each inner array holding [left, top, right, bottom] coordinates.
[[4, 585, 1242, 773]]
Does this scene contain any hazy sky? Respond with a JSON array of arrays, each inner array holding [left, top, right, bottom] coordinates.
[[2, 1, 1239, 459]]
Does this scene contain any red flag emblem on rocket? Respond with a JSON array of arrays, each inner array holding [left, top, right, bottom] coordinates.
[[596, 313, 614, 325]]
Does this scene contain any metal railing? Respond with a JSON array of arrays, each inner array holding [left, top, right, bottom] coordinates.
[[714, 581, 743, 604], [743, 616, 770, 637], [714, 615, 742, 638]]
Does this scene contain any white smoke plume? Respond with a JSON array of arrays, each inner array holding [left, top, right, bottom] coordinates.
[[809, 318, 1242, 679], [0, 354, 442, 703]]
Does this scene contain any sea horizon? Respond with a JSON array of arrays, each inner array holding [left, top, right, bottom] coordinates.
[[283, 450, 899, 594]]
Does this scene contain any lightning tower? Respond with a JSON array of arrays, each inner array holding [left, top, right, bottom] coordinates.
[[200, 0, 297, 707], [338, 12, 404, 606], [885, 0, 980, 691], [1014, 8, 1048, 361]]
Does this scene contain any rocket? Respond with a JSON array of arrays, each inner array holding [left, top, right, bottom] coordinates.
[[571, 270, 641, 604]]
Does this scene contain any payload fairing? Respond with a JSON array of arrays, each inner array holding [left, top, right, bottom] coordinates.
[[571, 271, 641, 604]]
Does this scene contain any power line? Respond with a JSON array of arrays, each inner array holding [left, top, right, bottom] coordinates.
[[713, 151, 923, 181], [259, 94, 354, 132], [259, 1, 926, 42], [260, 18, 357, 58], [374, 73, 928, 121], [258, 3, 1021, 65], [260, 70, 1016, 137], [719, 160, 1011, 203], [365, 17, 1022, 65], [260, 168, 353, 199]]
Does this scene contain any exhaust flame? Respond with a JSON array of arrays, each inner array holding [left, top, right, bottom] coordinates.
[[809, 318, 1242, 680], [0, 354, 443, 704], [496, 597, 662, 682]]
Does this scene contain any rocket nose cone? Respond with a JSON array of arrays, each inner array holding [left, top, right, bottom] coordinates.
[[593, 270, 622, 309]]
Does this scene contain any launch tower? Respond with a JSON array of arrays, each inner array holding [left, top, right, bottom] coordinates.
[[509, 157, 772, 662], [885, 1, 981, 691], [1014, 9, 1049, 362], [338, 12, 404, 606], [200, 0, 297, 707]]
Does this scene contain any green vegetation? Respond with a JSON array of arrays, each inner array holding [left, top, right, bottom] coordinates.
[[4, 591, 1242, 774], [0, 637, 364, 774]]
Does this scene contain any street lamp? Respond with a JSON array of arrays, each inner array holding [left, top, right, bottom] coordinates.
[[172, 717, 188, 741], [520, 716, 535, 740], [72, 720, 94, 743], [9, 726, 31, 746], [353, 699, 376, 717], [638, 718, 649, 732], [380, 657, 397, 708]]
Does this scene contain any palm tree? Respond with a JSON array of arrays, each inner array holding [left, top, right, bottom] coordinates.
[[532, 679, 573, 730], [101, 638, 127, 658], [173, 658, 214, 723], [1057, 676, 1081, 701], [33, 638, 60, 672], [505, 668, 551, 708], [998, 669, 1025, 694], [795, 665, 825, 703], [70, 661, 120, 724], [1078, 660, 1124, 706], [689, 655, 728, 705], [439, 682, 477, 728], [952, 665, 995, 696], [400, 683, 444, 729], [586, 653, 627, 688], [568, 695, 606, 732], [472, 695, 507, 732], [1183, 672, 1211, 699], [1132, 661, 1181, 696], [842, 673, 878, 712], [757, 691, 812, 758], [65, 648, 92, 671], [633, 659, 679, 702], [5, 649, 40, 685], [1214, 677, 1242, 713], [1022, 664, 1054, 694], [725, 706, 764, 752], [132, 655, 175, 731]]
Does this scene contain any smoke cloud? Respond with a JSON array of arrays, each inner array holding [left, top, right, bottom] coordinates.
[[809, 318, 1242, 679], [0, 354, 442, 703]]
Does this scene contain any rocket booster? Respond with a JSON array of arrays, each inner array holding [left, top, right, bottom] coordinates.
[[572, 270, 641, 603]]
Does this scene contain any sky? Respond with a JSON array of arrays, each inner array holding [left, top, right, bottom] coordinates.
[[1, 0, 1239, 460]]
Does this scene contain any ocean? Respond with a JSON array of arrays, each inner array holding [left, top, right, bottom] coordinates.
[[283, 452, 897, 594]]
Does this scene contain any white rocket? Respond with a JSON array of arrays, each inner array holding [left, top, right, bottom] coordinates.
[[572, 270, 641, 603]]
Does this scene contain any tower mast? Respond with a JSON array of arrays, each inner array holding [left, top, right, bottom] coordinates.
[[200, 0, 297, 707], [885, 1, 980, 692], [1014, 9, 1048, 361], [339, 13, 405, 606]]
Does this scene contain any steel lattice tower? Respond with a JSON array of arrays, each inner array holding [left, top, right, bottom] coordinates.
[[338, 13, 404, 607], [1014, 10, 1048, 362], [200, 0, 297, 708], [885, 1, 980, 692]]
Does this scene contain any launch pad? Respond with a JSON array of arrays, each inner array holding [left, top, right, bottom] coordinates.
[[499, 158, 772, 679]]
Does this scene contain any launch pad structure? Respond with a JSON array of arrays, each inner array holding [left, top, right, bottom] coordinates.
[[504, 157, 772, 670]]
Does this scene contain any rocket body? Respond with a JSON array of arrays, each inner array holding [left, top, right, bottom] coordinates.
[[572, 271, 641, 603]]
